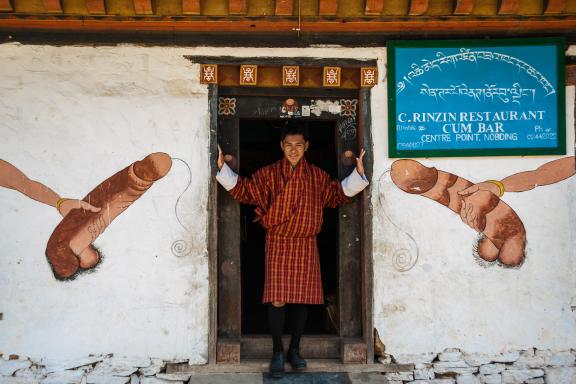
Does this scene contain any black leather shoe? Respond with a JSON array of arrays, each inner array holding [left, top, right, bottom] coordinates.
[[287, 349, 307, 371], [269, 352, 285, 379]]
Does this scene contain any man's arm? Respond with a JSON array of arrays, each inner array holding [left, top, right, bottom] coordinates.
[[215, 145, 269, 206], [0, 159, 100, 216], [324, 149, 369, 207], [459, 156, 576, 196], [341, 148, 369, 197], [458, 156, 575, 231]]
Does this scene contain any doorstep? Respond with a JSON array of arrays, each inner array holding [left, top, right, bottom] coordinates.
[[166, 359, 414, 374], [183, 372, 391, 384]]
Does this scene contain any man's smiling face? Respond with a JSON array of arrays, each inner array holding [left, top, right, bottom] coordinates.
[[280, 133, 309, 167]]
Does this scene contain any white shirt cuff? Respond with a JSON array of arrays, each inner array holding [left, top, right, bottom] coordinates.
[[341, 168, 369, 197], [216, 162, 238, 191]]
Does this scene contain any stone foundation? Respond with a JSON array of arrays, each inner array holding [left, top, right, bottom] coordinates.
[[382, 348, 576, 384], [0, 354, 189, 384], [1, 348, 575, 384]]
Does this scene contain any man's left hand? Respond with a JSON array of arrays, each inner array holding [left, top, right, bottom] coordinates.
[[59, 199, 101, 217], [356, 149, 366, 176]]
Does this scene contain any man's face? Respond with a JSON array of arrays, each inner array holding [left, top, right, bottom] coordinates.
[[280, 134, 309, 167]]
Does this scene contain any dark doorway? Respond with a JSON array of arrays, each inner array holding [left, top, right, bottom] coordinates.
[[239, 119, 339, 336], [216, 89, 370, 362]]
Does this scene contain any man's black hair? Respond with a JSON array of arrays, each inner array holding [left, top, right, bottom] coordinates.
[[280, 121, 309, 142]]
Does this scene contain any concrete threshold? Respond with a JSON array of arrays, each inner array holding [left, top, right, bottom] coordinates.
[[167, 360, 413, 374]]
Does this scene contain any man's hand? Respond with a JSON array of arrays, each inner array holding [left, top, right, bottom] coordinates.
[[459, 190, 500, 232], [217, 145, 224, 171], [59, 199, 101, 217], [356, 149, 366, 176], [458, 181, 501, 197]]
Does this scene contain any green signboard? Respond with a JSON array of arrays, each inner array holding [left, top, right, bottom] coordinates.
[[387, 38, 566, 158]]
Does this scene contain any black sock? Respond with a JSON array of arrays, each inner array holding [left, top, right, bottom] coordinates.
[[288, 304, 308, 352], [268, 304, 285, 353]]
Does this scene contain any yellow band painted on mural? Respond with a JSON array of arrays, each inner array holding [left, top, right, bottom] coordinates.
[[486, 180, 505, 197], [55, 197, 70, 213]]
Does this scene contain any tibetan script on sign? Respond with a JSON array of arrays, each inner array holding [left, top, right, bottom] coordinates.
[[387, 38, 565, 158]]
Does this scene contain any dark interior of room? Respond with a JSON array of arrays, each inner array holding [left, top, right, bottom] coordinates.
[[239, 118, 339, 336]]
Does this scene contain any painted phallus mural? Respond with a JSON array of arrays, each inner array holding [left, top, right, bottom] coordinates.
[[46, 152, 172, 279], [390, 156, 576, 268], [1, 153, 173, 280]]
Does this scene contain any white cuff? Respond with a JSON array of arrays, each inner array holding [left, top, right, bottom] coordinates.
[[216, 162, 238, 191], [341, 168, 369, 197]]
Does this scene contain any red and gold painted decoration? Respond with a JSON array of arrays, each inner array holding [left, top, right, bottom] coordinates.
[[240, 65, 258, 86], [282, 98, 299, 116], [282, 66, 300, 87], [323, 66, 341, 87], [200, 64, 218, 84], [0, 0, 13, 11], [200, 64, 378, 89], [360, 67, 378, 88]]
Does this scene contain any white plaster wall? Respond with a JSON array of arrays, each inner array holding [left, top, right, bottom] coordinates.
[[0, 44, 384, 362], [0, 42, 574, 362], [372, 46, 576, 355], [0, 44, 211, 362]]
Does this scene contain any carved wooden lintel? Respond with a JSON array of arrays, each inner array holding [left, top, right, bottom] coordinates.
[[282, 65, 300, 87], [240, 65, 258, 85], [323, 66, 341, 87], [200, 64, 218, 84], [360, 67, 378, 87]]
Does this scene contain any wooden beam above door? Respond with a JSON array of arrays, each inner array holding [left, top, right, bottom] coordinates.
[[182, 0, 200, 15], [319, 0, 338, 16], [41, 0, 62, 13], [85, 0, 105, 14], [453, 0, 474, 15], [198, 63, 377, 89], [275, 0, 293, 16], [229, 0, 247, 15]]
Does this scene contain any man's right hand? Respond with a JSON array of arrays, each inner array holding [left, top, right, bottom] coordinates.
[[217, 145, 224, 170]]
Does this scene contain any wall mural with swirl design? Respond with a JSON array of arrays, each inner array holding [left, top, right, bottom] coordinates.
[[390, 156, 575, 269], [1, 153, 174, 280]]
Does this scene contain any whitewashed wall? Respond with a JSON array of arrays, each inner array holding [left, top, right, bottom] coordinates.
[[372, 47, 576, 355], [0, 44, 211, 362], [0, 43, 574, 363]]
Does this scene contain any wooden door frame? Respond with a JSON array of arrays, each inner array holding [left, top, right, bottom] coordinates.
[[206, 70, 374, 366]]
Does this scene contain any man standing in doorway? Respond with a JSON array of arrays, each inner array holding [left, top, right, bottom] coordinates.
[[216, 122, 369, 378]]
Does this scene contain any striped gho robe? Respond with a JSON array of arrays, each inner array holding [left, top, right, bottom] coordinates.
[[228, 157, 352, 304]]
